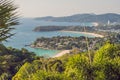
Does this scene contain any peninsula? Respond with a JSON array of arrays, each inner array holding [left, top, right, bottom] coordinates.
[[30, 36, 103, 51]]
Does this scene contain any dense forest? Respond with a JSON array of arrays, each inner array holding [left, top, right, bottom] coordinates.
[[0, 39, 120, 80], [0, 44, 36, 80], [13, 43, 120, 80]]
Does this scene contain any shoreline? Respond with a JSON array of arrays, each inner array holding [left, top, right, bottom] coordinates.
[[53, 50, 70, 58], [60, 30, 104, 38], [31, 45, 71, 58]]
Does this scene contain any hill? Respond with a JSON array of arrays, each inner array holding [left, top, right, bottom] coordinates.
[[35, 13, 120, 24], [0, 44, 36, 80], [12, 43, 120, 80]]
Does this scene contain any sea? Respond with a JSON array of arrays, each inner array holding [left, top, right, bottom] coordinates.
[[3, 18, 94, 57]]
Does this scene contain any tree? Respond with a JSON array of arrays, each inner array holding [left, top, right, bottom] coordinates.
[[0, 0, 18, 42], [93, 43, 120, 80]]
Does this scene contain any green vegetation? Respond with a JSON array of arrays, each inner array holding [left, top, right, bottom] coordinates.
[[31, 33, 120, 51], [31, 36, 102, 51], [0, 0, 18, 42], [0, 0, 28, 79], [33, 26, 95, 32], [13, 43, 120, 80], [0, 44, 36, 80], [34, 25, 120, 36], [0, 0, 120, 80]]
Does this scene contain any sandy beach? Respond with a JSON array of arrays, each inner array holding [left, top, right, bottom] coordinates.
[[60, 30, 104, 38], [53, 50, 70, 58], [53, 31, 104, 58]]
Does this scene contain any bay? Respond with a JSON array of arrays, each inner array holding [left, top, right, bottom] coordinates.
[[3, 18, 94, 57]]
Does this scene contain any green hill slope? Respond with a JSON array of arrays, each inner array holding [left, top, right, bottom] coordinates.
[[12, 43, 120, 80], [0, 44, 36, 80]]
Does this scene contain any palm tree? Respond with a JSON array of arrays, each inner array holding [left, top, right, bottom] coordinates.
[[0, 0, 19, 42]]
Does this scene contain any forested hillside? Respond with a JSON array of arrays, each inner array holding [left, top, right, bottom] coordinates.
[[13, 43, 120, 80], [0, 44, 36, 80]]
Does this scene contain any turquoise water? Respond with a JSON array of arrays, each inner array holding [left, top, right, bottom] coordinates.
[[3, 18, 94, 57]]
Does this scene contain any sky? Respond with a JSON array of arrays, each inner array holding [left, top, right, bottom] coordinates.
[[14, 0, 120, 18]]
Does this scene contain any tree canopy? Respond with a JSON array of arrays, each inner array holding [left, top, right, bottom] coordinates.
[[12, 43, 120, 80]]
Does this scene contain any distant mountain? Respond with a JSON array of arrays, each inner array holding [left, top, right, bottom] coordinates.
[[35, 13, 120, 23]]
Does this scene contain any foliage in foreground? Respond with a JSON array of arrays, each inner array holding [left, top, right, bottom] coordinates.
[[0, 44, 36, 80], [0, 0, 18, 42], [13, 43, 120, 80]]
